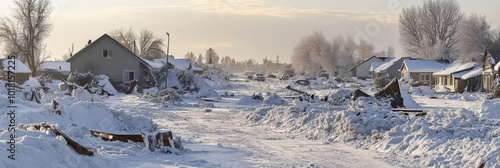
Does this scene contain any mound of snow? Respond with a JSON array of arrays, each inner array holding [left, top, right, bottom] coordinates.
[[409, 86, 436, 95], [23, 78, 41, 88], [96, 75, 118, 95], [263, 93, 287, 105]]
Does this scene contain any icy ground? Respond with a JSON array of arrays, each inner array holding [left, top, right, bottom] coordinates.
[[1, 75, 499, 167]]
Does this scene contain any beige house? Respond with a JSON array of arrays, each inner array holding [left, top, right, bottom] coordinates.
[[400, 60, 450, 86], [482, 49, 500, 92], [434, 62, 478, 93], [67, 34, 153, 88]]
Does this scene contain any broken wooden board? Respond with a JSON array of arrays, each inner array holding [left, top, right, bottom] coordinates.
[[90, 130, 144, 143], [201, 98, 229, 103], [29, 124, 94, 156], [374, 78, 404, 108]]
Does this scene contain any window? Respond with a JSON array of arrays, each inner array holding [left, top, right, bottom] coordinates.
[[103, 49, 111, 58], [419, 73, 431, 82], [123, 70, 135, 83]]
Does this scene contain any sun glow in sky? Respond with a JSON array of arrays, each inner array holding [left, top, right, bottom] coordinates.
[[0, 0, 499, 63]]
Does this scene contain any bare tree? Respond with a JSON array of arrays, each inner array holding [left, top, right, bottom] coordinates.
[[291, 32, 356, 77], [387, 46, 395, 56], [458, 14, 495, 61], [399, 0, 463, 60], [357, 38, 374, 59], [184, 52, 196, 61], [110, 27, 136, 53], [291, 31, 327, 76], [138, 29, 165, 58], [0, 0, 53, 76], [110, 28, 165, 59]]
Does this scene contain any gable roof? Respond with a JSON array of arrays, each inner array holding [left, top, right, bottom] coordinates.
[[374, 57, 407, 73], [369, 62, 384, 72], [460, 65, 483, 80], [1, 58, 31, 73], [66, 34, 152, 68], [484, 49, 500, 67], [433, 62, 477, 76], [400, 60, 450, 73]]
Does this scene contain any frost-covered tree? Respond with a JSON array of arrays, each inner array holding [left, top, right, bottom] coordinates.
[[291, 31, 327, 76], [205, 48, 219, 65], [196, 53, 203, 65], [0, 0, 53, 76], [387, 46, 395, 56], [291, 32, 356, 77], [399, 0, 463, 60], [357, 38, 374, 59], [184, 52, 196, 61], [458, 14, 497, 62]]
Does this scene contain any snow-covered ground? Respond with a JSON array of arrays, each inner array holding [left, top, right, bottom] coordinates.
[[1, 74, 499, 167]]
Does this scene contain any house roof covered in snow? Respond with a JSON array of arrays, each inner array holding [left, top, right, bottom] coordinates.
[[460, 66, 483, 80], [401, 60, 450, 73], [155, 57, 192, 70], [485, 49, 500, 66], [433, 62, 477, 76], [369, 62, 384, 72], [348, 56, 394, 71], [374, 57, 404, 73], [39, 61, 70, 72], [1, 58, 31, 73]]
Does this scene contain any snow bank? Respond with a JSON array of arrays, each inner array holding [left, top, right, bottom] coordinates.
[[263, 93, 287, 105], [22, 78, 41, 88], [409, 86, 436, 95], [0, 90, 157, 167], [244, 92, 500, 167]]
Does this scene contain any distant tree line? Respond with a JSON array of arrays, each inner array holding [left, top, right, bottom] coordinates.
[[184, 48, 291, 75]]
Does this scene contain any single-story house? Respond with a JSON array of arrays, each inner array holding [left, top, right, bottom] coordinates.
[[433, 62, 479, 93], [373, 57, 411, 79], [482, 49, 500, 92], [67, 34, 154, 89], [38, 61, 71, 80], [348, 56, 392, 79], [1, 58, 32, 84], [399, 60, 450, 86]]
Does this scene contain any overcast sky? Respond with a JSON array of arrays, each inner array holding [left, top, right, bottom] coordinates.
[[0, 0, 499, 63]]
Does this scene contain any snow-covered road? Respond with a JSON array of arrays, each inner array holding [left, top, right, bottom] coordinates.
[[105, 95, 398, 167]]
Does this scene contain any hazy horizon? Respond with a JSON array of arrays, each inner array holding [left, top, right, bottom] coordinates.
[[0, 0, 499, 63]]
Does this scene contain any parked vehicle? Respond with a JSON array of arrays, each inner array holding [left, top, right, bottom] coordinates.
[[279, 73, 289, 80], [243, 71, 256, 79], [253, 73, 266, 81]]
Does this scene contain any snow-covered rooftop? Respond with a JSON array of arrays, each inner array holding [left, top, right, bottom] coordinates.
[[402, 60, 450, 73], [155, 58, 191, 70], [1, 58, 31, 73], [369, 62, 384, 72], [487, 49, 500, 65], [433, 62, 477, 76], [373, 57, 402, 73], [460, 66, 483, 80], [39, 61, 70, 72]]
